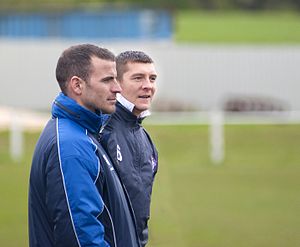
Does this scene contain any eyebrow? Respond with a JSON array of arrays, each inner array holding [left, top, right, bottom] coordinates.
[[131, 73, 157, 77], [101, 76, 115, 82], [131, 73, 145, 77]]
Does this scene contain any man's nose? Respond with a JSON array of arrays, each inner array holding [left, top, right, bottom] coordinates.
[[112, 79, 122, 93], [142, 78, 152, 89]]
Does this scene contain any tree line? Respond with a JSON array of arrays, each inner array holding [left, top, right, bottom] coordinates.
[[0, 0, 299, 11]]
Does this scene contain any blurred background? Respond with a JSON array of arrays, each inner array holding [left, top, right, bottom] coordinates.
[[0, 0, 300, 246]]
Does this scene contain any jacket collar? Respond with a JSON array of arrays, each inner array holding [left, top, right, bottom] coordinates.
[[116, 94, 151, 119], [51, 92, 103, 134], [114, 101, 144, 125]]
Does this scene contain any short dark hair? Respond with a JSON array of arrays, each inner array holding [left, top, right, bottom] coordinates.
[[116, 51, 154, 81], [56, 44, 115, 94]]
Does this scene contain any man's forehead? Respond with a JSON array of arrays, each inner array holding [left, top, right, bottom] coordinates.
[[126, 62, 156, 74], [91, 58, 116, 70]]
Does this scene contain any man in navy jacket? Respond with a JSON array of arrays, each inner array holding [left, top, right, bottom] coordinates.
[[101, 51, 159, 246], [28, 44, 140, 247]]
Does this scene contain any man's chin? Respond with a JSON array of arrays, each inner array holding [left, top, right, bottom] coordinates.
[[137, 102, 151, 110], [134, 107, 150, 115], [101, 106, 116, 114]]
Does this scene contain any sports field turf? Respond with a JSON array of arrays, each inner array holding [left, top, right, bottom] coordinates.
[[1, 124, 300, 247], [175, 11, 300, 44]]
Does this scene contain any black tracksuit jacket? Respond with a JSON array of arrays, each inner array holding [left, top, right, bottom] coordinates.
[[101, 102, 158, 247]]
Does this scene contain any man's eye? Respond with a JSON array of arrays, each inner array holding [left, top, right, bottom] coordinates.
[[133, 77, 142, 81], [102, 77, 114, 83], [150, 77, 156, 82]]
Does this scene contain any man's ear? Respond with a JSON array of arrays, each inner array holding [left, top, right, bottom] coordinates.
[[69, 76, 83, 95]]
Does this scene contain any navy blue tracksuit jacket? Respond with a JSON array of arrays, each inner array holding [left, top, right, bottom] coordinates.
[[101, 102, 158, 247], [28, 93, 139, 247]]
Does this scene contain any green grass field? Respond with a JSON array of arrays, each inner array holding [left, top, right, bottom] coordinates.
[[1, 124, 300, 247], [175, 11, 300, 43]]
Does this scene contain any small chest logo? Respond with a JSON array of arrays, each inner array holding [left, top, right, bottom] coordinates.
[[117, 144, 122, 162], [151, 156, 157, 171]]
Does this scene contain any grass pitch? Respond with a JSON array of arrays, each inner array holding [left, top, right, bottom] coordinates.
[[148, 124, 300, 247], [1, 124, 300, 247], [175, 11, 300, 44]]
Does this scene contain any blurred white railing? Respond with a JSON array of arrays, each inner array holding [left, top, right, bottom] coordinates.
[[147, 110, 300, 165], [1, 106, 300, 163], [148, 110, 300, 125], [0, 106, 49, 161]]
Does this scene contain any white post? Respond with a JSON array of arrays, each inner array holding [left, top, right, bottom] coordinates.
[[9, 114, 23, 162], [209, 110, 224, 165]]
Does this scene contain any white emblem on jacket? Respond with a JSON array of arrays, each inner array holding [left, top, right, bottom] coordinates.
[[117, 144, 122, 162], [151, 156, 157, 171]]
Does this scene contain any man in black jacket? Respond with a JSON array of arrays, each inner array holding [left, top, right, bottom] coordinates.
[[101, 51, 158, 247]]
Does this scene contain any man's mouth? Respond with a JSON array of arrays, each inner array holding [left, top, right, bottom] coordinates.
[[139, 95, 151, 99]]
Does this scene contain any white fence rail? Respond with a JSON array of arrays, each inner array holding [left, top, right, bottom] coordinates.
[[148, 110, 300, 165], [0, 106, 49, 162], [1, 106, 300, 163], [148, 110, 300, 125]]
